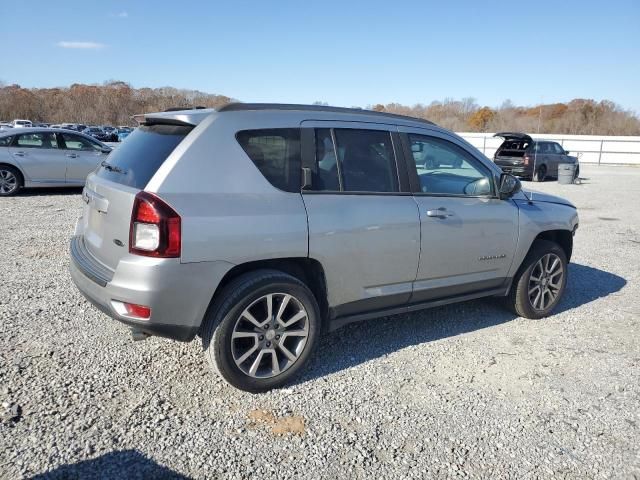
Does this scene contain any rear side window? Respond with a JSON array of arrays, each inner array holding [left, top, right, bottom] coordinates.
[[96, 124, 192, 188], [236, 129, 301, 192], [0, 136, 12, 146], [334, 129, 398, 193]]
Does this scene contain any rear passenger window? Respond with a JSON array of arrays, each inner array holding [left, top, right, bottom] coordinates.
[[236, 129, 301, 192], [0, 136, 12, 146], [310, 129, 398, 193], [335, 129, 398, 192]]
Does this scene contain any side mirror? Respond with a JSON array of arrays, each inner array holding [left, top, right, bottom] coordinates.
[[564, 150, 570, 155], [498, 173, 521, 199]]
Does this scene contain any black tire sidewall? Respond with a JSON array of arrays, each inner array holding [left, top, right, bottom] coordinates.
[[206, 273, 320, 393], [511, 240, 568, 319]]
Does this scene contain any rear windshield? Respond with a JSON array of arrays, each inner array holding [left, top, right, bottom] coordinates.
[[496, 139, 531, 157], [96, 124, 192, 188]]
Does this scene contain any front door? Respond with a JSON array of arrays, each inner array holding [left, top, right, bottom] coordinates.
[[401, 128, 519, 302], [300, 122, 420, 317], [9, 131, 67, 184], [60, 133, 107, 184]]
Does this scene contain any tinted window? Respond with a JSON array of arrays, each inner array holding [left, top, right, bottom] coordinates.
[[96, 124, 192, 188], [334, 129, 398, 192], [0, 136, 13, 147], [15, 132, 58, 149], [61, 133, 101, 151], [236, 129, 301, 192], [313, 128, 340, 191], [552, 143, 564, 154], [409, 134, 493, 196]]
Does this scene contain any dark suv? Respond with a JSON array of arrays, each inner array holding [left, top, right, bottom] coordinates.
[[493, 132, 579, 182]]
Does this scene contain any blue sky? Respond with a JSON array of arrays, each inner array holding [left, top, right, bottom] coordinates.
[[2, 0, 639, 112]]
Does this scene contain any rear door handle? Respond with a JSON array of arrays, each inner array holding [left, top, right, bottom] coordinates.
[[13, 151, 25, 157], [66, 153, 78, 158], [426, 207, 453, 219]]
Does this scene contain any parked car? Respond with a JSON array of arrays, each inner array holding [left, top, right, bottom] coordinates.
[[100, 126, 119, 142], [116, 128, 132, 141], [0, 123, 13, 132], [493, 132, 579, 182], [69, 104, 579, 392], [11, 119, 32, 128], [0, 128, 112, 196], [82, 126, 113, 142]]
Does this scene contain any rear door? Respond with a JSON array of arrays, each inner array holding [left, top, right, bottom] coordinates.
[[79, 124, 193, 270], [300, 121, 420, 317], [401, 128, 518, 301], [60, 132, 109, 184], [9, 131, 67, 183]]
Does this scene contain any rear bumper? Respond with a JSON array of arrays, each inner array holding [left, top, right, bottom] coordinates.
[[69, 235, 233, 342], [495, 164, 532, 177]]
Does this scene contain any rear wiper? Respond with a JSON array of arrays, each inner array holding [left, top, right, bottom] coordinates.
[[100, 160, 126, 174]]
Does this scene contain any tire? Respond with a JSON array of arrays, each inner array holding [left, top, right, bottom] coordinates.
[[533, 165, 547, 182], [0, 165, 22, 197], [506, 240, 568, 319], [201, 269, 321, 393]]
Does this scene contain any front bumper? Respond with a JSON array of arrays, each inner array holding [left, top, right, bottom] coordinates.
[[69, 235, 232, 341]]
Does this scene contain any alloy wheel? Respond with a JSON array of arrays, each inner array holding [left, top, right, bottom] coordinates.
[[528, 253, 564, 311], [231, 293, 309, 378], [0, 169, 18, 195]]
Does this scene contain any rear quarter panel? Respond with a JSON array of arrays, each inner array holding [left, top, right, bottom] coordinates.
[[147, 112, 308, 265]]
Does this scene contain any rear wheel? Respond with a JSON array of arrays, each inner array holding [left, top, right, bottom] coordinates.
[[0, 165, 21, 196], [202, 270, 321, 392], [533, 165, 547, 182], [506, 240, 567, 319]]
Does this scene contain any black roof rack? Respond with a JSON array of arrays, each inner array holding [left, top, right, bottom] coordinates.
[[163, 106, 207, 112], [218, 103, 435, 126]]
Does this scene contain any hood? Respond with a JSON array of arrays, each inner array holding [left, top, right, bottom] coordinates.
[[515, 190, 576, 208]]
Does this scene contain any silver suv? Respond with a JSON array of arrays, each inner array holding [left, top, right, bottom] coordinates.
[[70, 104, 579, 392]]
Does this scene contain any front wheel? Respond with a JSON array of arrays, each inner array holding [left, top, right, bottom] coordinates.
[[506, 240, 567, 319], [202, 270, 321, 392]]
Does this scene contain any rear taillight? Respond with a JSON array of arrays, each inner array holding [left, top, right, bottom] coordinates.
[[523, 155, 530, 165], [129, 191, 181, 258]]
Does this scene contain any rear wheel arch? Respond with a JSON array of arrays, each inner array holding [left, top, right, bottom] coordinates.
[[202, 257, 329, 333]]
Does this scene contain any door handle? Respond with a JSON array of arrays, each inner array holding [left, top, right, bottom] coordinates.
[[66, 153, 78, 158], [13, 151, 25, 157], [426, 207, 453, 219]]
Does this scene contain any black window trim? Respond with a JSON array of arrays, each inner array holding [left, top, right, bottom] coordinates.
[[300, 126, 411, 196], [400, 132, 499, 199]]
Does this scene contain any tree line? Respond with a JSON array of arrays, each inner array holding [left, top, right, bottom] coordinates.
[[368, 98, 640, 136], [1, 81, 638, 135]]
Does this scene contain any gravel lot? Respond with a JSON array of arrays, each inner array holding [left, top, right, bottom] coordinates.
[[1, 165, 639, 479]]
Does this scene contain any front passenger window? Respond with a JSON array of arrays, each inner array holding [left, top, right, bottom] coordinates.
[[409, 134, 493, 196], [61, 133, 102, 151]]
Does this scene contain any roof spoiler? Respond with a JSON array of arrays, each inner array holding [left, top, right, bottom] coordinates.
[[132, 108, 215, 127]]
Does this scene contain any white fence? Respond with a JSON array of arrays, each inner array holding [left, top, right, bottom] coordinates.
[[457, 132, 640, 166]]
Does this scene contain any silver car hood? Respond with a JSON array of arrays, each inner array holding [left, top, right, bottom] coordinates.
[[514, 190, 576, 209]]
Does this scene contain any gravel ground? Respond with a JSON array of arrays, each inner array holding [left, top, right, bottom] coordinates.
[[1, 165, 639, 479]]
